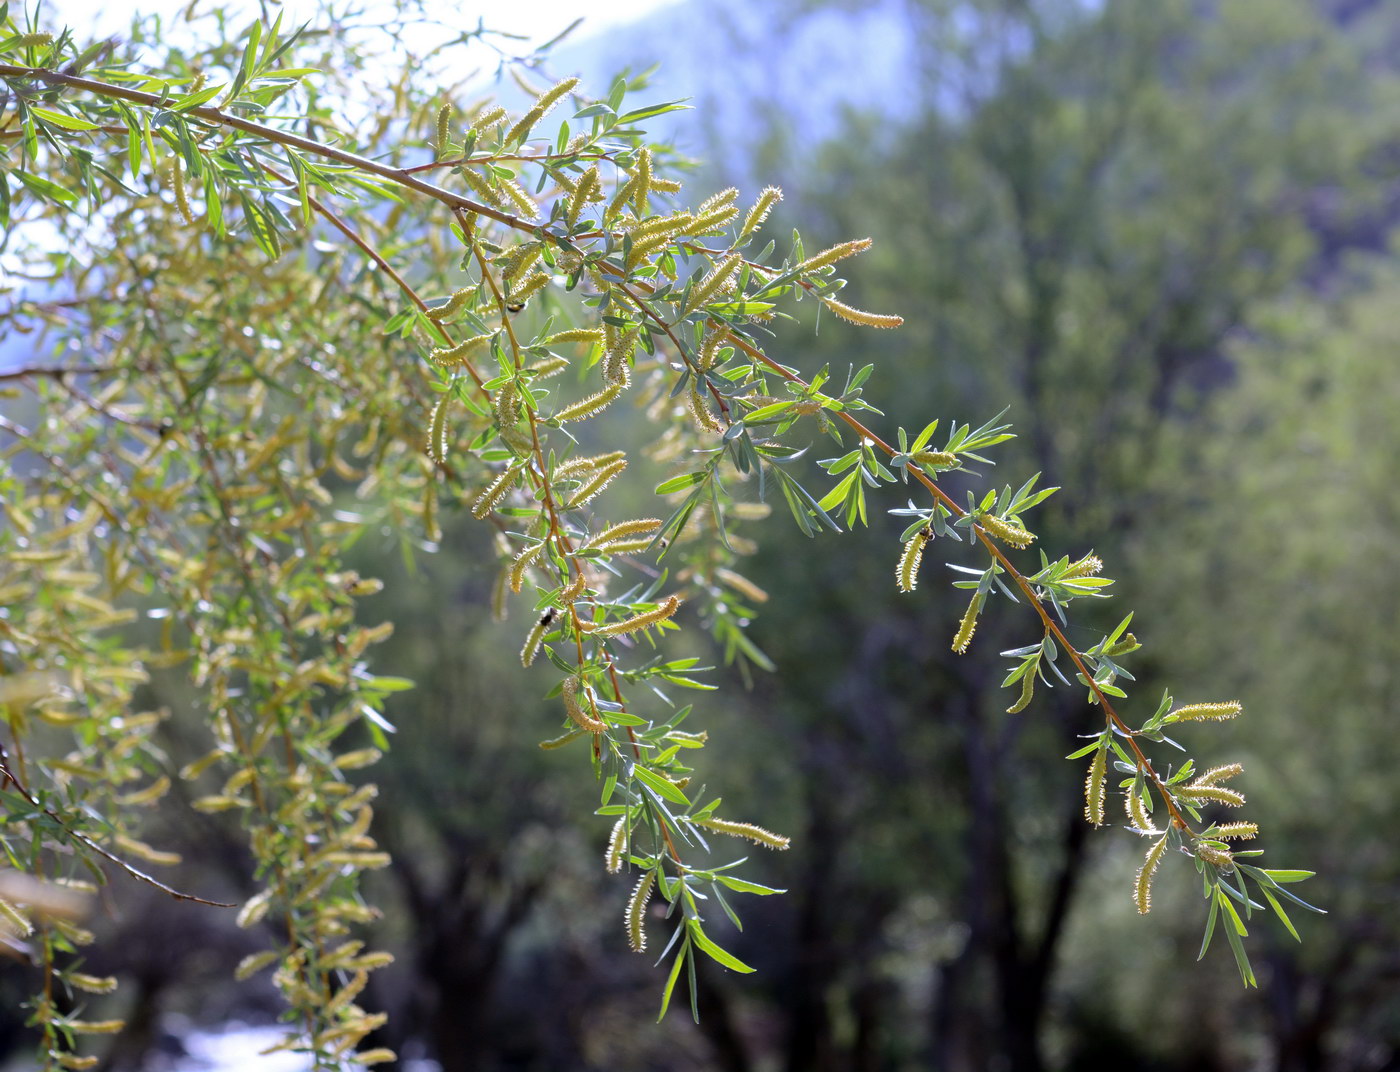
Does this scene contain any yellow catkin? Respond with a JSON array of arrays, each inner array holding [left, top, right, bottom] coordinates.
[[795, 237, 872, 274], [566, 165, 600, 229], [1007, 664, 1036, 714], [1126, 786, 1155, 832], [15, 32, 53, 47], [698, 327, 732, 370], [896, 531, 929, 593], [683, 253, 741, 315], [626, 869, 656, 952], [555, 450, 627, 480], [690, 187, 740, 232], [427, 394, 450, 463], [1176, 785, 1246, 808], [607, 174, 639, 219], [562, 677, 607, 733], [545, 328, 604, 346], [554, 382, 623, 423], [980, 513, 1036, 549], [505, 76, 580, 145], [952, 593, 981, 654], [520, 614, 550, 668], [428, 333, 491, 367], [509, 542, 545, 593], [592, 595, 680, 638], [563, 459, 627, 510], [470, 468, 517, 519], [1084, 744, 1107, 826], [1062, 553, 1104, 579], [740, 185, 783, 238], [1195, 843, 1235, 871], [688, 382, 725, 433], [1215, 822, 1259, 840], [527, 355, 569, 379], [496, 241, 543, 281], [605, 816, 627, 873], [559, 571, 588, 605], [821, 297, 904, 329], [696, 818, 791, 850], [435, 103, 452, 152], [428, 288, 475, 323], [1192, 763, 1244, 787], [633, 147, 653, 216], [506, 271, 549, 308], [912, 450, 958, 470], [714, 567, 769, 604], [584, 518, 662, 550], [171, 155, 194, 225], [1168, 701, 1242, 722], [0, 898, 33, 936], [1135, 834, 1169, 915], [470, 105, 507, 133]]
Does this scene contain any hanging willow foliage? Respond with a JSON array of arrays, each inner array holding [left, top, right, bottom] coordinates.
[[0, 6, 1321, 1067]]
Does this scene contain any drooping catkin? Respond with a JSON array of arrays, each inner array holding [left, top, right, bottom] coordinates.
[[1084, 744, 1107, 826], [554, 382, 623, 423], [470, 468, 518, 519], [520, 614, 550, 668], [625, 869, 656, 952], [1135, 834, 1169, 915], [1007, 663, 1036, 714], [592, 594, 680, 637], [821, 297, 904, 329], [688, 381, 725, 433], [171, 155, 194, 225], [505, 77, 580, 145], [605, 816, 627, 873], [896, 531, 929, 593], [980, 513, 1036, 549], [561, 677, 607, 733], [1125, 785, 1155, 833], [1167, 701, 1242, 722], [794, 238, 872, 275], [951, 592, 982, 653], [740, 186, 782, 238], [509, 542, 545, 593], [696, 818, 791, 850], [427, 394, 450, 463]]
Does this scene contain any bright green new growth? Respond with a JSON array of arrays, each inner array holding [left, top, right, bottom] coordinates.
[[0, 8, 1320, 1068]]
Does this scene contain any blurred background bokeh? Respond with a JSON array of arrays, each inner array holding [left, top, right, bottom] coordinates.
[[4, 0, 1400, 1068]]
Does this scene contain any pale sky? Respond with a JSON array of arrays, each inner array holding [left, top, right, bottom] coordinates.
[[57, 0, 679, 56]]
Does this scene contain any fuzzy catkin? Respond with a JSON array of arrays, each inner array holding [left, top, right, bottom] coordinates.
[[1135, 834, 1169, 914], [625, 870, 656, 952]]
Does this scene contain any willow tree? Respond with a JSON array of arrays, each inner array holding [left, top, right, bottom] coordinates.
[[0, 7, 1318, 1069]]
